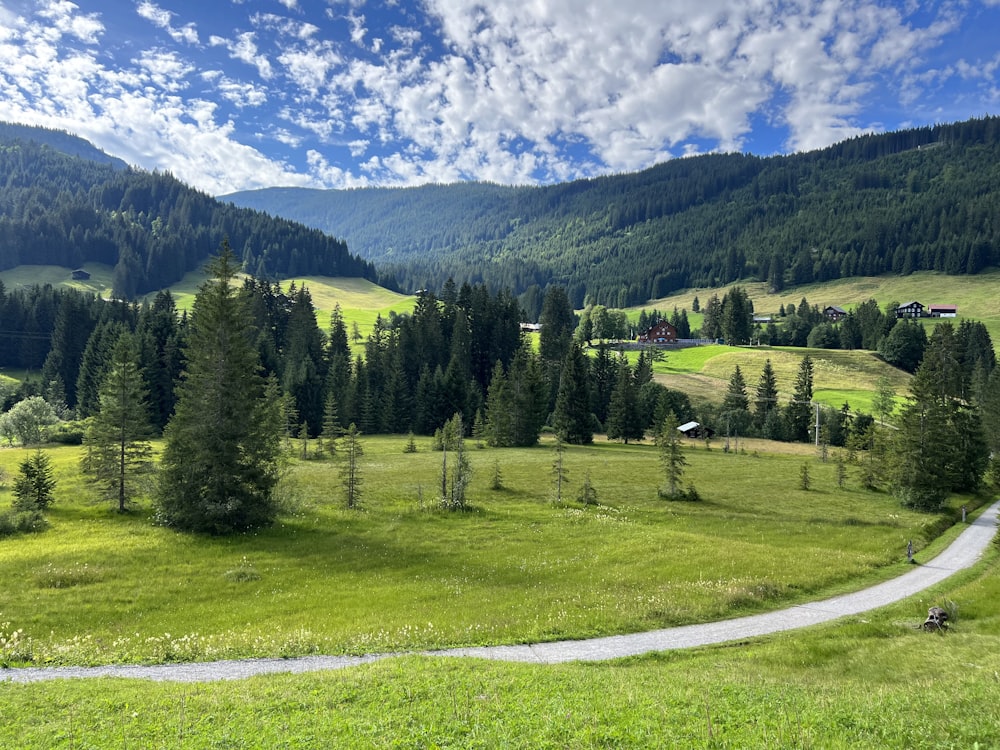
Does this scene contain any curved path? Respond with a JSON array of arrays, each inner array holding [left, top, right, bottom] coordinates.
[[5, 501, 998, 684]]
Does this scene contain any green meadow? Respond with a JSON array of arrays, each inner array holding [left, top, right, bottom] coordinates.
[[0, 436, 972, 667], [0, 435, 996, 747], [641, 268, 1000, 341]]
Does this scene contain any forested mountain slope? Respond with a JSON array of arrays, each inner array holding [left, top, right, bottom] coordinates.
[[0, 125, 386, 298], [225, 117, 1000, 311]]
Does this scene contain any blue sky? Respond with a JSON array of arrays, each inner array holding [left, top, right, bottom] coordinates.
[[0, 0, 998, 195]]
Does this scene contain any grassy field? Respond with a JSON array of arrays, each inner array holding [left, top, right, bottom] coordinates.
[[2, 562, 999, 748], [649, 344, 912, 413], [0, 504, 996, 748], [0, 436, 972, 668]]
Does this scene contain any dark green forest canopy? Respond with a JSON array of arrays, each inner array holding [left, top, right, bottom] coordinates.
[[226, 116, 1000, 309], [0, 126, 387, 298]]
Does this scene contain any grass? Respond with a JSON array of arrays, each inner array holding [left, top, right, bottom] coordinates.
[[638, 268, 1000, 342], [0, 554, 997, 747], [0, 435, 969, 667], [631, 344, 911, 412]]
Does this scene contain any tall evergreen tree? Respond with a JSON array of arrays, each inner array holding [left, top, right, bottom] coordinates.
[[81, 333, 154, 512], [656, 413, 687, 499], [606, 354, 643, 443], [552, 342, 594, 445], [722, 364, 751, 438], [890, 323, 988, 509], [753, 359, 779, 431], [785, 356, 814, 442], [156, 240, 284, 534], [282, 286, 327, 436]]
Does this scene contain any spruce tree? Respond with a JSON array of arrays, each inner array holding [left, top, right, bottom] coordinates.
[[606, 355, 642, 443], [753, 359, 779, 432], [657, 413, 687, 499], [81, 333, 154, 512], [785, 356, 814, 442], [13, 450, 56, 511], [156, 241, 284, 534], [552, 342, 594, 445]]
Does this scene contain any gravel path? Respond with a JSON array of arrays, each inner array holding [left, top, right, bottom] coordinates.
[[4, 500, 997, 684]]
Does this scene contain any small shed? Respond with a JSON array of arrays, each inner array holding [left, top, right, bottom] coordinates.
[[928, 304, 957, 318], [637, 320, 678, 344], [895, 301, 925, 319], [71, 268, 91, 281], [677, 421, 714, 439]]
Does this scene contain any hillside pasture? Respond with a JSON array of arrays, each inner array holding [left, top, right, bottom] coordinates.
[[648, 344, 911, 413], [642, 268, 1000, 341]]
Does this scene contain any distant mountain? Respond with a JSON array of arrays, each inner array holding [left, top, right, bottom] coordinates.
[[0, 121, 128, 169], [224, 117, 1000, 312], [0, 124, 387, 298]]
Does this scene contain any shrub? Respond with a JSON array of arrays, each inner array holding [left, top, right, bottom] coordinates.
[[0, 509, 48, 537], [49, 422, 86, 445]]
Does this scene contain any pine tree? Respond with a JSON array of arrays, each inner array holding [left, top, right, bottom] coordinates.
[[156, 240, 284, 534], [13, 450, 56, 511], [439, 413, 471, 510], [657, 413, 687, 499], [785, 356, 814, 442], [753, 359, 779, 432], [722, 365, 751, 443], [606, 355, 642, 443], [81, 333, 154, 512], [552, 342, 593, 445], [317, 392, 342, 458], [340, 423, 364, 509]]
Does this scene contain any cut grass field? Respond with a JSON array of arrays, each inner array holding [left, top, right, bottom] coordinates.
[[3, 563, 1000, 749]]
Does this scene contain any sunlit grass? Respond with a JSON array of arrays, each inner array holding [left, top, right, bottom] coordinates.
[[1, 554, 997, 748], [0, 435, 972, 667], [641, 268, 1000, 342]]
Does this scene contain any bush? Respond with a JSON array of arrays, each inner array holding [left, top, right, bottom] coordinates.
[[0, 509, 48, 537], [48, 422, 86, 445]]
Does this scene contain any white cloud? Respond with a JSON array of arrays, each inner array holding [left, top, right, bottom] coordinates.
[[36, 0, 103, 44], [0, 0, 995, 192]]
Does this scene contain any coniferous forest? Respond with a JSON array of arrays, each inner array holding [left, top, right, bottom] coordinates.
[[226, 116, 1000, 313], [0, 123, 389, 299]]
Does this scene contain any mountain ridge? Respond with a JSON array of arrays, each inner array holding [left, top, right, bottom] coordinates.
[[224, 116, 1000, 313]]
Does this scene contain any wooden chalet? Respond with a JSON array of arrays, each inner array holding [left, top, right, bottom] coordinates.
[[895, 301, 925, 319], [71, 268, 91, 280], [823, 305, 847, 321], [637, 320, 678, 344]]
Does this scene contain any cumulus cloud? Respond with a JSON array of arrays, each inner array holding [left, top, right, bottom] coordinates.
[[136, 1, 199, 45], [0, 0, 996, 192]]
